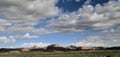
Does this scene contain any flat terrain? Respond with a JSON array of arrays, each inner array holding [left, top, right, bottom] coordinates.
[[0, 50, 120, 57]]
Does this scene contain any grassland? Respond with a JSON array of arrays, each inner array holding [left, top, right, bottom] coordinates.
[[0, 50, 120, 57]]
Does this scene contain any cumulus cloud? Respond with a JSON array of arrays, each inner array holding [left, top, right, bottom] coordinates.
[[0, 0, 60, 18], [0, 0, 61, 34], [72, 41, 105, 47], [48, 0, 120, 32], [0, 0, 120, 47], [22, 42, 51, 48], [72, 33, 120, 47], [7, 26, 58, 34], [102, 29, 120, 43], [0, 0, 120, 34], [75, 0, 81, 2], [0, 36, 16, 44], [0, 0, 61, 44], [84, 0, 92, 5], [0, 33, 39, 44], [14, 33, 39, 39], [72, 36, 105, 47], [0, 18, 12, 26], [100, 28, 120, 47]]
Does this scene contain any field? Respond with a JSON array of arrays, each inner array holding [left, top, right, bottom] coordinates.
[[0, 50, 120, 57]]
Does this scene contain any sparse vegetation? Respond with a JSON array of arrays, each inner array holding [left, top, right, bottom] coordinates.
[[0, 50, 120, 57]]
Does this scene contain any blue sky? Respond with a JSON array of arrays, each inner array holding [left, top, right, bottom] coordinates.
[[0, 0, 120, 48]]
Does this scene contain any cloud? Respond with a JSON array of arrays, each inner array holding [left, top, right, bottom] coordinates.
[[102, 28, 120, 47], [0, 0, 62, 45], [0, 36, 16, 44], [0, 18, 12, 26], [14, 33, 39, 39], [0, 33, 39, 44], [72, 41, 105, 47], [75, 0, 81, 2], [0, 0, 60, 18], [0, 0, 119, 34], [0, 0, 120, 34], [7, 42, 51, 48], [6, 26, 58, 34], [0, 0, 120, 47], [0, 0, 61, 34], [102, 29, 120, 43], [48, 0, 120, 32], [22, 42, 51, 48], [72, 36, 105, 47], [84, 0, 92, 5], [72, 33, 120, 47]]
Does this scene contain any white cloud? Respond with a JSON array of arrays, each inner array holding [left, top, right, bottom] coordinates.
[[102, 29, 120, 43], [22, 42, 51, 48], [0, 0, 61, 34], [27, 0, 60, 18], [110, 29, 115, 33], [0, 36, 16, 44], [72, 40, 105, 47], [88, 35, 120, 47], [0, 0, 119, 34], [75, 0, 81, 2], [0, 0, 93, 34], [0, 0, 120, 47], [84, 0, 92, 5], [0, 33, 39, 44], [48, 0, 120, 32], [72, 36, 104, 47], [0, 18, 12, 26], [0, 0, 60, 18], [15, 33, 39, 39], [72, 33, 120, 47], [7, 42, 51, 48]]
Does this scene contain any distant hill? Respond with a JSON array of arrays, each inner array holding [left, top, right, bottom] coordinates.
[[0, 45, 120, 52]]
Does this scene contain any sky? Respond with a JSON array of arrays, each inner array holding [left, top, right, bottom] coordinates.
[[0, 0, 120, 48]]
